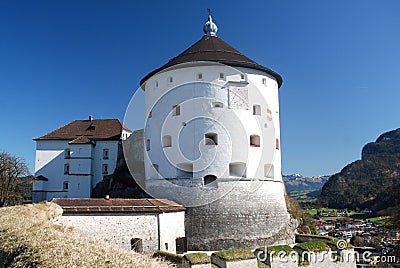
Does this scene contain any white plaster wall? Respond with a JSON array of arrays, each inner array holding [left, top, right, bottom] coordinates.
[[91, 141, 119, 188], [34, 139, 121, 201], [34, 140, 71, 194], [54, 211, 186, 254], [67, 175, 92, 198], [55, 214, 159, 254], [158, 211, 185, 252], [143, 63, 282, 183]]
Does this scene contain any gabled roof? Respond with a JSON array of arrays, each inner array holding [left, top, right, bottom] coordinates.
[[34, 119, 131, 142], [140, 35, 283, 88], [52, 198, 185, 214]]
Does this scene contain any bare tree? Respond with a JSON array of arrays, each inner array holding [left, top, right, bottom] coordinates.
[[0, 151, 29, 207]]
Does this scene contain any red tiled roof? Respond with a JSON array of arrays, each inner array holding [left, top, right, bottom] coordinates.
[[140, 35, 282, 88], [34, 119, 131, 141], [52, 198, 185, 214]]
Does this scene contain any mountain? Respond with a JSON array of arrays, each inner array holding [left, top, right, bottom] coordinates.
[[320, 128, 400, 213], [283, 174, 330, 191]]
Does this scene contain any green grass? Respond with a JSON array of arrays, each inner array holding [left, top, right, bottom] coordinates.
[[154, 250, 182, 264], [294, 242, 330, 252], [288, 190, 319, 202], [256, 245, 294, 256], [183, 252, 210, 264], [212, 248, 255, 261]]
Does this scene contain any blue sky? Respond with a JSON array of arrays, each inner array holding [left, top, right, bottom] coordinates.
[[1, 0, 399, 176]]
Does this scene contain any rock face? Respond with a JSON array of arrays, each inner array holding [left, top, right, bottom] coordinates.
[[92, 130, 148, 199], [320, 128, 400, 212]]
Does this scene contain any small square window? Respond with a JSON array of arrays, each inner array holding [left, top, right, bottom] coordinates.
[[102, 164, 108, 174], [262, 78, 267, 86], [168, 77, 173, 83], [103, 149, 109, 159], [197, 73, 203, 80], [205, 133, 218, 145], [240, 74, 245, 80], [219, 73, 225, 79], [173, 105, 180, 116], [63, 181, 69, 190], [64, 164, 70, 174], [146, 139, 150, 151], [155, 81, 159, 87], [65, 149, 71, 158], [253, 105, 261, 115]]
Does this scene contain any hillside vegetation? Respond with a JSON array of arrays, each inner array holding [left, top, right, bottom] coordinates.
[[0, 202, 171, 268], [320, 128, 400, 218]]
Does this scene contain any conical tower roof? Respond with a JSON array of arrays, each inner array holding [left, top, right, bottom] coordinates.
[[140, 17, 282, 88]]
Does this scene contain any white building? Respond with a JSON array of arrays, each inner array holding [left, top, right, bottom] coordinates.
[[52, 198, 186, 254], [133, 16, 295, 250], [33, 116, 132, 202]]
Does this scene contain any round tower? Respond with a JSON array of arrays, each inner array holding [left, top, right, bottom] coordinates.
[[139, 16, 294, 250]]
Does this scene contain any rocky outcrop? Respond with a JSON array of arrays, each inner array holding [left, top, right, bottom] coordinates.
[[320, 128, 400, 213]]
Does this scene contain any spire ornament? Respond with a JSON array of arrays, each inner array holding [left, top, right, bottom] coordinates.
[[203, 15, 218, 36]]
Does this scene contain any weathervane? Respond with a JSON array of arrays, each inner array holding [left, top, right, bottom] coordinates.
[[203, 8, 218, 36]]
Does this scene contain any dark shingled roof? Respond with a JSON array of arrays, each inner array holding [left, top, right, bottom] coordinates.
[[34, 119, 131, 141], [52, 198, 185, 214], [140, 35, 282, 88]]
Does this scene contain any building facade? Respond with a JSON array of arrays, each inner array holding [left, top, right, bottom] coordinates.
[[136, 16, 295, 250], [33, 117, 132, 202], [52, 198, 186, 254]]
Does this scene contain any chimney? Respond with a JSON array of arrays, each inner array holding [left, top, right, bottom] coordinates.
[[89, 115, 93, 121]]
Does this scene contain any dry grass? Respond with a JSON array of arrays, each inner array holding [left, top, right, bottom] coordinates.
[[0, 202, 173, 268]]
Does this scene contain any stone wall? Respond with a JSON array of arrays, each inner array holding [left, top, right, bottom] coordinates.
[[180, 180, 295, 250], [54, 212, 184, 254]]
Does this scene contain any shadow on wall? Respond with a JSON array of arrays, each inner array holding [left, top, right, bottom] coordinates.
[[92, 129, 148, 198]]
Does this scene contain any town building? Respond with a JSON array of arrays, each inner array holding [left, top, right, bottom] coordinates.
[[33, 116, 132, 202]]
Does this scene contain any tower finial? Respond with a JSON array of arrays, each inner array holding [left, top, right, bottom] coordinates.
[[203, 12, 218, 36]]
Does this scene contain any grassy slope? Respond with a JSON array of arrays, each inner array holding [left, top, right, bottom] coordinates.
[[0, 202, 172, 268]]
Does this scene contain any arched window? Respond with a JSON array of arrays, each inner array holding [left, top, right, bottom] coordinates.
[[264, 164, 274, 179], [229, 162, 246, 178], [276, 138, 280, 150], [146, 139, 150, 151], [250, 135, 260, 147], [204, 175, 217, 188], [205, 133, 218, 145], [162, 135, 172, 148], [197, 73, 203, 80], [168, 76, 173, 83], [212, 101, 223, 108]]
